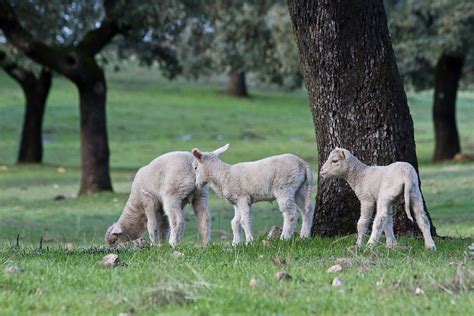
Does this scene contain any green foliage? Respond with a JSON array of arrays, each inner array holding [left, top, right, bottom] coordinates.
[[389, 0, 474, 89], [176, 1, 302, 89]]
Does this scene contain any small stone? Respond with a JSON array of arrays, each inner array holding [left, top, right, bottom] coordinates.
[[332, 277, 345, 287], [327, 264, 343, 273], [261, 240, 271, 247], [4, 266, 19, 274], [172, 251, 185, 258], [53, 195, 65, 201], [102, 254, 121, 268], [56, 167, 66, 173], [275, 271, 292, 281], [415, 287, 424, 295], [249, 277, 257, 287], [335, 258, 352, 267], [272, 257, 288, 266], [64, 243, 74, 251], [267, 226, 282, 239]]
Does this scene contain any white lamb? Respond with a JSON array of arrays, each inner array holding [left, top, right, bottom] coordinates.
[[105, 151, 211, 248], [319, 148, 436, 250], [191, 144, 314, 245]]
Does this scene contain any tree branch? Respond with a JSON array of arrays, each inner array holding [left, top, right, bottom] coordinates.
[[0, 0, 70, 74], [77, 0, 130, 56]]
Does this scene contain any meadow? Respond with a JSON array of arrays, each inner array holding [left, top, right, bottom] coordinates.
[[0, 66, 472, 315]]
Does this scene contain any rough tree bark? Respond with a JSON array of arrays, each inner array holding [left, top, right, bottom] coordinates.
[[0, 0, 129, 194], [227, 72, 248, 97], [0, 52, 52, 163], [432, 54, 464, 162], [288, 0, 436, 236]]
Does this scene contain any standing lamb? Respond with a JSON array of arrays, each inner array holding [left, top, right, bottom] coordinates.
[[319, 148, 436, 250], [105, 152, 211, 248], [191, 144, 313, 245]]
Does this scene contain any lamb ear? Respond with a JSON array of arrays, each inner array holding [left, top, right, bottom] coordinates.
[[213, 143, 230, 158], [110, 224, 123, 235], [340, 149, 352, 160], [192, 148, 203, 160]]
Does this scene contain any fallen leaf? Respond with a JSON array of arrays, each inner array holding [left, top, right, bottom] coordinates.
[[275, 271, 292, 282], [327, 264, 343, 273], [335, 258, 352, 267], [172, 251, 185, 258], [249, 277, 257, 287], [4, 266, 19, 274], [267, 226, 282, 239], [272, 257, 288, 266]]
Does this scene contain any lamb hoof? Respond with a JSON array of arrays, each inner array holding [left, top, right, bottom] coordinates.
[[425, 244, 436, 251], [386, 241, 397, 249]]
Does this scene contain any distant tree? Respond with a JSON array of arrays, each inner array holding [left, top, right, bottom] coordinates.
[[0, 0, 182, 194], [288, 0, 436, 236], [0, 49, 51, 163], [389, 0, 474, 161], [176, 1, 301, 97]]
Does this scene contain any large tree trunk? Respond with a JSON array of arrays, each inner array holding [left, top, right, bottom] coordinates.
[[432, 54, 464, 162], [288, 0, 436, 236], [17, 69, 52, 163], [77, 61, 113, 195], [227, 72, 248, 97]]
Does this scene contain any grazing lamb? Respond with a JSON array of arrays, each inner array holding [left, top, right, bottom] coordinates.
[[191, 144, 313, 245], [105, 152, 211, 248], [319, 148, 436, 250]]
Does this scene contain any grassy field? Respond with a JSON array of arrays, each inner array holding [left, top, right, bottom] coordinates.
[[0, 66, 473, 315]]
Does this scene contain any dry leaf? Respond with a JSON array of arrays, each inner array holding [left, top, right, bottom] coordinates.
[[249, 277, 257, 287], [267, 226, 282, 239], [172, 251, 185, 258], [327, 264, 343, 273], [272, 257, 288, 266]]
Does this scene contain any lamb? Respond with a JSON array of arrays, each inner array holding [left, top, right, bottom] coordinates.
[[191, 144, 314, 245], [319, 148, 436, 250], [105, 151, 211, 248]]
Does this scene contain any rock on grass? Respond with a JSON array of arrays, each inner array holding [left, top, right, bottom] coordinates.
[[101, 254, 124, 268], [275, 271, 292, 281], [332, 277, 345, 287]]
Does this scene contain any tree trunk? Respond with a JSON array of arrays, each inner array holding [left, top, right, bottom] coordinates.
[[432, 54, 464, 162], [288, 0, 436, 236], [227, 72, 248, 97], [17, 69, 52, 163], [77, 63, 113, 195]]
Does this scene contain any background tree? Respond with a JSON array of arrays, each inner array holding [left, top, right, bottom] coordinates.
[[0, 47, 51, 163], [0, 0, 183, 194], [288, 0, 436, 236], [176, 1, 302, 97], [389, 0, 474, 161]]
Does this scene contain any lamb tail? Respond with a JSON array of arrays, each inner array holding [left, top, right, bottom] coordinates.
[[404, 179, 414, 222]]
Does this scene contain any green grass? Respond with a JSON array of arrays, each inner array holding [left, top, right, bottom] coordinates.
[[0, 66, 473, 315]]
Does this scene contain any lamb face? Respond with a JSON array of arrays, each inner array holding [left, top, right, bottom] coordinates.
[[319, 148, 352, 179], [105, 223, 129, 247], [192, 144, 229, 189]]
